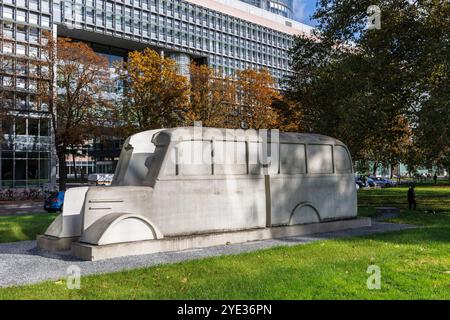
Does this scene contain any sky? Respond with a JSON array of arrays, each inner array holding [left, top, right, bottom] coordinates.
[[292, 0, 319, 26]]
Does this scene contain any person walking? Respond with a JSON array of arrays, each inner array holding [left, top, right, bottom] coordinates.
[[433, 173, 437, 184], [407, 184, 416, 211]]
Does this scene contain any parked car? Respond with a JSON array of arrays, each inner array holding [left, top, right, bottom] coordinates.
[[355, 177, 367, 188], [372, 177, 397, 188], [44, 191, 65, 213], [88, 173, 114, 186], [366, 177, 376, 187]]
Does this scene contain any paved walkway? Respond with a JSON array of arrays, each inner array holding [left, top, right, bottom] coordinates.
[[0, 201, 46, 216], [0, 221, 415, 288]]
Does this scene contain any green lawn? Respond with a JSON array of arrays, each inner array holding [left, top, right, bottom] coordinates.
[[0, 213, 57, 243], [0, 184, 449, 299], [358, 182, 450, 219]]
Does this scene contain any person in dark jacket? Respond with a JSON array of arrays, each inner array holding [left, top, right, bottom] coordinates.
[[407, 184, 416, 211], [433, 173, 437, 184]]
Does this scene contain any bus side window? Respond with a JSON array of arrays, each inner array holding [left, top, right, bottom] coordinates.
[[248, 142, 262, 175], [177, 140, 212, 176], [280, 143, 306, 174], [214, 140, 247, 175], [307, 145, 333, 174], [334, 145, 352, 173], [248, 141, 278, 175]]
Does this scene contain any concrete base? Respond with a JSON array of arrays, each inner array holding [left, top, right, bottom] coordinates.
[[71, 217, 371, 261], [37, 235, 79, 252]]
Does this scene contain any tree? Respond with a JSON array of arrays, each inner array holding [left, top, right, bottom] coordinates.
[[271, 97, 305, 133], [413, 1, 450, 174], [286, 0, 449, 173], [187, 66, 284, 130], [187, 64, 236, 128], [38, 35, 112, 191], [117, 48, 189, 134], [235, 69, 281, 129]]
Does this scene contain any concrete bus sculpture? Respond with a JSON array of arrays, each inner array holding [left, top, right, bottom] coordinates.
[[38, 127, 370, 260]]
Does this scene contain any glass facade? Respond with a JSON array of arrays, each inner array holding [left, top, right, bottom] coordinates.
[[1, 0, 54, 188], [240, 0, 293, 19], [56, 0, 294, 82], [1, 0, 309, 188], [0, 117, 52, 187], [265, 0, 293, 18]]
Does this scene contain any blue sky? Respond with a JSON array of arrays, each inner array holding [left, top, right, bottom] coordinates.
[[292, 0, 319, 26]]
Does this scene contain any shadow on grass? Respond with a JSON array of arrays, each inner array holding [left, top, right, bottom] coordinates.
[[341, 209, 450, 246], [0, 213, 57, 243]]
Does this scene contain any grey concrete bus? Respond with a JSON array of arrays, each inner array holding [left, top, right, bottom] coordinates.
[[39, 127, 358, 256]]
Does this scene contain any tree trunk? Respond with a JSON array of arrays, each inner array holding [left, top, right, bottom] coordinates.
[[80, 164, 85, 181], [71, 148, 77, 182], [390, 163, 394, 179], [57, 148, 67, 191], [372, 161, 378, 176]]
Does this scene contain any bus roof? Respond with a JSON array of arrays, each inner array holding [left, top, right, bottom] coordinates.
[[152, 127, 345, 146]]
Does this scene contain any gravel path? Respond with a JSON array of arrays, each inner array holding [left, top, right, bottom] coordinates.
[[0, 221, 415, 288]]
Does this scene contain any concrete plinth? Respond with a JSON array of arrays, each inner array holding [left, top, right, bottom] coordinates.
[[71, 217, 371, 261], [37, 235, 79, 252]]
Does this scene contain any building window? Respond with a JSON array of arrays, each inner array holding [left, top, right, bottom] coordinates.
[[2, 7, 14, 19]]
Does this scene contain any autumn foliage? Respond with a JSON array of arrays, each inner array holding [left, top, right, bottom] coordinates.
[[187, 64, 236, 128], [117, 48, 190, 135], [235, 69, 281, 129], [37, 35, 112, 190], [118, 48, 287, 133]]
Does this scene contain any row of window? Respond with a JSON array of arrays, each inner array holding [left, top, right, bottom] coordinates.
[[0, 56, 49, 77], [1, 23, 46, 47], [0, 151, 51, 159], [1, 76, 41, 93], [1, 36, 45, 59], [2, 139, 52, 152], [61, 19, 289, 67], [60, 0, 294, 76], [63, 3, 292, 49], [266, 0, 292, 18], [1, 117, 51, 136], [66, 0, 293, 45], [2, 0, 51, 13], [167, 141, 352, 177], [1, 6, 52, 28], [1, 0, 294, 83], [0, 92, 48, 112], [0, 157, 51, 186], [1, 110, 52, 186]]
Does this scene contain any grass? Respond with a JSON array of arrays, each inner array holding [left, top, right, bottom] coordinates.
[[0, 184, 449, 299], [0, 213, 57, 243]]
